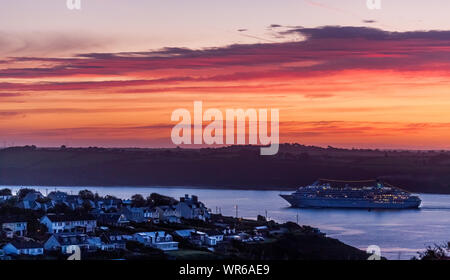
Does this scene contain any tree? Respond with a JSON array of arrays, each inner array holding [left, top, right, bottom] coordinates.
[[27, 218, 48, 237], [145, 195, 155, 207], [0, 188, 12, 196], [36, 197, 51, 204], [94, 192, 101, 200], [150, 193, 177, 206], [418, 243, 450, 260], [131, 194, 145, 207], [257, 215, 266, 222], [17, 188, 36, 200], [82, 200, 93, 212], [3, 196, 18, 207], [48, 203, 71, 214], [79, 189, 94, 200]]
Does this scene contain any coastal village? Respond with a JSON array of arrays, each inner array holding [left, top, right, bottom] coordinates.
[[0, 187, 368, 260]]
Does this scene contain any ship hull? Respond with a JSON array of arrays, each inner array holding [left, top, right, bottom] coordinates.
[[280, 194, 421, 209]]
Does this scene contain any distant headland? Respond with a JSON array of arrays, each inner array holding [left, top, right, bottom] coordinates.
[[1, 144, 450, 194]]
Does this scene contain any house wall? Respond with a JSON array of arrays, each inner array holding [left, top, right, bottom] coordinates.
[[1, 222, 27, 236], [40, 217, 97, 233], [153, 242, 178, 251], [206, 237, 216, 246], [2, 244, 43, 255], [22, 248, 44, 255], [209, 235, 224, 242], [177, 203, 193, 219]]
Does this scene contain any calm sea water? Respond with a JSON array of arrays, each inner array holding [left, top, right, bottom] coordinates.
[[4, 185, 450, 260]]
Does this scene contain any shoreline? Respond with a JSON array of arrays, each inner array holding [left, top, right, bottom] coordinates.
[[3, 145, 450, 194], [0, 188, 372, 260]]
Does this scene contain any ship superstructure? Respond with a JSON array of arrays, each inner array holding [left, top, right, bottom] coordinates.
[[280, 179, 421, 209]]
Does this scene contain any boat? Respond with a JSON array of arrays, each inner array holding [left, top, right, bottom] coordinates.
[[280, 179, 421, 209]]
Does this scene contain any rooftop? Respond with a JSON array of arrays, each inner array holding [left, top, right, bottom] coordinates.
[[9, 239, 43, 249], [0, 215, 27, 224], [44, 213, 96, 222], [51, 233, 89, 245]]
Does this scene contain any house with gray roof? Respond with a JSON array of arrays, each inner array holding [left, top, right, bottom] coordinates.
[[44, 233, 93, 253], [176, 194, 211, 221], [2, 238, 44, 256], [40, 214, 97, 233], [0, 216, 27, 237]]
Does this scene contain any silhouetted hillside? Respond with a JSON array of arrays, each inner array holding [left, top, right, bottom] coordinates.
[[1, 144, 450, 194]]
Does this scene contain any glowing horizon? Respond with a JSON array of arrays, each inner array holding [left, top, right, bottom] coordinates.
[[1, 1, 450, 150]]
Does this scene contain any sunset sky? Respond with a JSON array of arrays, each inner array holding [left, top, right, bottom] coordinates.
[[1, 0, 450, 149]]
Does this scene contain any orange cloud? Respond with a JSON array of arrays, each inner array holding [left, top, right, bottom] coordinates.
[[0, 26, 450, 149]]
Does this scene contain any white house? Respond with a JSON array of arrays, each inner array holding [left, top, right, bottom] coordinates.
[[174, 229, 196, 238], [16, 190, 55, 211], [62, 195, 85, 210], [2, 239, 44, 256], [176, 195, 211, 221], [133, 231, 178, 251], [205, 230, 224, 244], [205, 236, 217, 246], [143, 207, 157, 220], [87, 233, 127, 251], [40, 214, 97, 233], [96, 198, 122, 211], [95, 213, 130, 227], [174, 229, 222, 246], [44, 233, 93, 253], [47, 191, 68, 202], [119, 206, 154, 223], [0, 217, 27, 237], [155, 205, 181, 223], [22, 191, 44, 202]]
